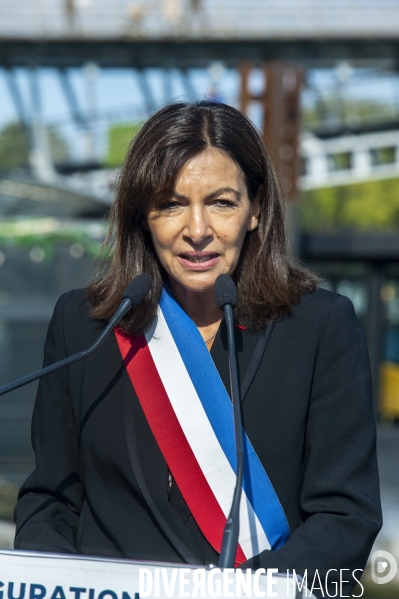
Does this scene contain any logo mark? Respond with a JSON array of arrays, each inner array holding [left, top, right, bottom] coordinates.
[[371, 550, 398, 585]]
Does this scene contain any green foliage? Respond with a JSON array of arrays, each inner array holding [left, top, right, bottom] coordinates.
[[105, 123, 142, 168], [0, 121, 69, 170], [300, 178, 399, 233], [0, 122, 30, 169]]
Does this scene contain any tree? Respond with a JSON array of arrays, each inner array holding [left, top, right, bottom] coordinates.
[[0, 122, 30, 170], [300, 177, 399, 233]]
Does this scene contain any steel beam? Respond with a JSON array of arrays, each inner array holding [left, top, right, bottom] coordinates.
[[0, 39, 398, 69], [58, 68, 89, 129], [135, 68, 157, 115], [3, 67, 30, 130]]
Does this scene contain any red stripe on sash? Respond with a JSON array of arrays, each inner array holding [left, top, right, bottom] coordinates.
[[115, 328, 246, 565]]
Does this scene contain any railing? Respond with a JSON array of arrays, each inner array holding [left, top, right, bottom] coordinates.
[[300, 129, 399, 190]]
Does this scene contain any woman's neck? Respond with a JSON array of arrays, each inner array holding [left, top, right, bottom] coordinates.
[[168, 278, 222, 328]]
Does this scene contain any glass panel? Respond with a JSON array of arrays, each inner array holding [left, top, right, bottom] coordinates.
[[370, 146, 396, 166], [327, 152, 352, 171]]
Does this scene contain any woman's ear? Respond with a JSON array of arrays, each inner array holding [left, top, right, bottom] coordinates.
[[247, 190, 261, 232]]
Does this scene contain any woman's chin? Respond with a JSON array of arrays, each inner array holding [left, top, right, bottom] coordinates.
[[168, 272, 221, 295]]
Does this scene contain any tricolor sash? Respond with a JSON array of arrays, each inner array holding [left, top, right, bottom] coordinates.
[[115, 287, 290, 565]]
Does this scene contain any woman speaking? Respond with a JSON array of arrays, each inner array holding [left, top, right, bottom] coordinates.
[[14, 102, 381, 597]]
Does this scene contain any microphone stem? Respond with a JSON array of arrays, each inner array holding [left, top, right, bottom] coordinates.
[[218, 303, 245, 569], [0, 297, 132, 397]]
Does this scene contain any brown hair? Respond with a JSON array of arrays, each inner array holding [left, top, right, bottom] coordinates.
[[88, 101, 318, 333]]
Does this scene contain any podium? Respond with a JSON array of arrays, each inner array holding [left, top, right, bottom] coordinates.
[[0, 549, 315, 598]]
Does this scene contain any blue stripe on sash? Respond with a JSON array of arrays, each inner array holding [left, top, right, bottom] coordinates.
[[159, 288, 290, 551]]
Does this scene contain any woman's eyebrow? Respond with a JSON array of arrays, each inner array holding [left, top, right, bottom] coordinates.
[[205, 187, 242, 200], [172, 187, 242, 201]]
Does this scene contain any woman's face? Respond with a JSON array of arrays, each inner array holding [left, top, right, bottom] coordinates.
[[146, 148, 260, 296]]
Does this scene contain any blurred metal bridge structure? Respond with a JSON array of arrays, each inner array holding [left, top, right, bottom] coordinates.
[[1, 1, 398, 189], [0, 0, 399, 68]]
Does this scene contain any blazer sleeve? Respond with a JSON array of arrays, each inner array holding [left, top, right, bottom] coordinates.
[[242, 295, 382, 597], [14, 293, 84, 553]]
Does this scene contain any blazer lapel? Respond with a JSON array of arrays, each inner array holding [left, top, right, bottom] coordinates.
[[241, 323, 274, 401], [211, 321, 274, 403]]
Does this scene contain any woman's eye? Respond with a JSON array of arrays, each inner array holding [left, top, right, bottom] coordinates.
[[160, 201, 180, 211], [214, 199, 236, 208]]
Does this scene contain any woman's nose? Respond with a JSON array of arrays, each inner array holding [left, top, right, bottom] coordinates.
[[184, 206, 211, 244]]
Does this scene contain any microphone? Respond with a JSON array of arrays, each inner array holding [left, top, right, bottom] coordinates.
[[214, 274, 244, 569], [0, 274, 152, 397]]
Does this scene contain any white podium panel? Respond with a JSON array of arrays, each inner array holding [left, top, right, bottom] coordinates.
[[0, 550, 314, 599]]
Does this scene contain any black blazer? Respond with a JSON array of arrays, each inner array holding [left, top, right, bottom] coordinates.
[[14, 287, 382, 597]]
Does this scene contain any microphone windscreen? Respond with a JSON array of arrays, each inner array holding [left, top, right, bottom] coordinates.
[[214, 274, 237, 309], [122, 274, 152, 307]]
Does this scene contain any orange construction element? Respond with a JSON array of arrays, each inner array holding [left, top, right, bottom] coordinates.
[[379, 362, 399, 419]]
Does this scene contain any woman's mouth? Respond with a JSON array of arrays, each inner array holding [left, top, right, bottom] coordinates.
[[178, 252, 220, 270]]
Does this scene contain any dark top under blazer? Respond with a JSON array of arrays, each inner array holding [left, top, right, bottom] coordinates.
[[14, 287, 382, 597]]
